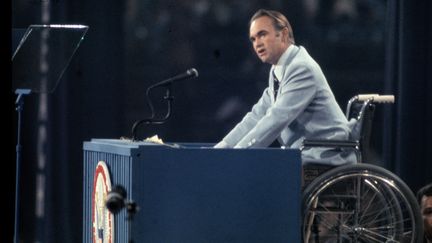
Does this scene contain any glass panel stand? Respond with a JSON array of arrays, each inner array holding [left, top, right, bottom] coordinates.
[[12, 24, 89, 243]]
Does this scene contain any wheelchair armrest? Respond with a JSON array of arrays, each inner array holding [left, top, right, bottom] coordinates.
[[301, 139, 359, 148]]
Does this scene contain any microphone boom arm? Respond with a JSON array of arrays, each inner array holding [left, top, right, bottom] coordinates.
[[130, 68, 198, 141], [131, 84, 174, 141]]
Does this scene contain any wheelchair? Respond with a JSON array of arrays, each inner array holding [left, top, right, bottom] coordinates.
[[301, 94, 423, 243]]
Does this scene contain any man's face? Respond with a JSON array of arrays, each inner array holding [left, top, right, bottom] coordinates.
[[421, 195, 432, 241], [249, 16, 288, 65]]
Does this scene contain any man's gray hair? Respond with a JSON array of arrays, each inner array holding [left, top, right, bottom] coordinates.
[[249, 9, 295, 44]]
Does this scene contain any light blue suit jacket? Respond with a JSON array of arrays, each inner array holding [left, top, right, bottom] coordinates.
[[220, 45, 355, 165]]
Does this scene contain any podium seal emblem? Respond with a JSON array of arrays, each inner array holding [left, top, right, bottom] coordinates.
[[92, 161, 114, 243]]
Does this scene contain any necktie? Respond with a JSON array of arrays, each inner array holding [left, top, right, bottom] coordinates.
[[272, 71, 279, 100]]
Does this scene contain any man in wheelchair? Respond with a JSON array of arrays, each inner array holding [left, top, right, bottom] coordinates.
[[209, 8, 423, 242], [214, 9, 356, 168]]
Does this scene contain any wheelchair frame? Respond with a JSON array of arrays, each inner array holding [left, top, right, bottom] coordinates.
[[301, 94, 423, 243]]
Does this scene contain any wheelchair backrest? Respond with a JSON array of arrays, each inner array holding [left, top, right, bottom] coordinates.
[[345, 94, 394, 162]]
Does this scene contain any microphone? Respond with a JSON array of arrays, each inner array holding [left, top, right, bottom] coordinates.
[[106, 185, 127, 214], [152, 68, 199, 87]]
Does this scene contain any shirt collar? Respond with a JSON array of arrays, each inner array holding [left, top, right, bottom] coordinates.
[[273, 44, 296, 81]]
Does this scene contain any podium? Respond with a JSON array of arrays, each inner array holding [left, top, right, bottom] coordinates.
[[83, 139, 301, 242]]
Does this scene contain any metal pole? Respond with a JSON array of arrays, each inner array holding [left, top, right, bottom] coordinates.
[[14, 89, 31, 243]]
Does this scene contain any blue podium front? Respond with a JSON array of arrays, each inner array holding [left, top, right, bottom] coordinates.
[[83, 139, 301, 243]]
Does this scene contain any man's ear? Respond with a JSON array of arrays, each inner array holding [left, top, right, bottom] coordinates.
[[281, 27, 289, 43]]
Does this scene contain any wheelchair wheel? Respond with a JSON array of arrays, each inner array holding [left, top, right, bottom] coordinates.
[[302, 164, 423, 243]]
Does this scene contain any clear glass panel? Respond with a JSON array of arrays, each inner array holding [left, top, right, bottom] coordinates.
[[12, 24, 89, 93]]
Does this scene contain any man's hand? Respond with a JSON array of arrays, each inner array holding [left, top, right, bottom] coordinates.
[[214, 141, 229, 148]]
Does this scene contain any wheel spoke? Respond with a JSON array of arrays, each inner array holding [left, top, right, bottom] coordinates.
[[302, 165, 421, 243]]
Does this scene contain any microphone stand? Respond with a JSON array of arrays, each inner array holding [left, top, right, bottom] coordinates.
[[126, 201, 138, 243], [131, 84, 174, 141], [106, 185, 139, 243]]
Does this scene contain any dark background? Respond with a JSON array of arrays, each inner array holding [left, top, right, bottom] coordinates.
[[10, 0, 431, 242]]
